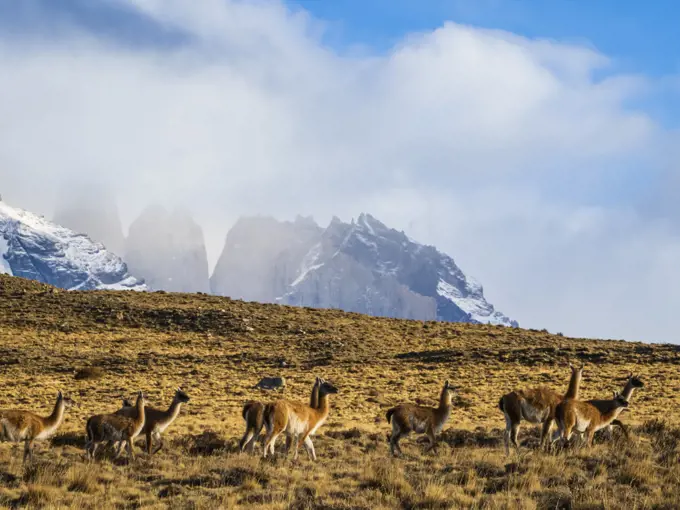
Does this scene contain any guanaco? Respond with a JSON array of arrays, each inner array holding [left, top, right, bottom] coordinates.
[[386, 380, 456, 457], [499, 363, 584, 455], [603, 373, 643, 438], [568, 373, 644, 443], [114, 387, 190, 454], [262, 379, 338, 460], [0, 391, 76, 463], [239, 377, 323, 454], [85, 391, 146, 460], [555, 392, 629, 447]]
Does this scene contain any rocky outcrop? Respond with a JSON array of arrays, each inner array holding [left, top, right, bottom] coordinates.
[[124, 205, 210, 293]]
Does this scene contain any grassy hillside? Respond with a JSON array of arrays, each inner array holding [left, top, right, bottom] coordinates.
[[0, 274, 678, 509]]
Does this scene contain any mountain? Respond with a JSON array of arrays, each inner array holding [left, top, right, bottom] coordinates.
[[53, 193, 125, 256], [124, 205, 210, 293], [211, 213, 517, 326], [210, 215, 322, 301], [0, 200, 145, 291]]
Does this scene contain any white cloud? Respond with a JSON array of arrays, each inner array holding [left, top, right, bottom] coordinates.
[[0, 0, 676, 342]]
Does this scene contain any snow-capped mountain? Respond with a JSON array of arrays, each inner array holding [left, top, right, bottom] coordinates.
[[212, 213, 517, 327], [0, 200, 145, 291]]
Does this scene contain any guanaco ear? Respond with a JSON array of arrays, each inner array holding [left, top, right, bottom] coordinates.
[[57, 391, 63, 399], [444, 380, 450, 388], [612, 391, 617, 398], [569, 362, 574, 370]]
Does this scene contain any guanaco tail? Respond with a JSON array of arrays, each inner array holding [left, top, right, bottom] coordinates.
[[386, 380, 456, 457], [115, 387, 190, 454], [498, 363, 584, 455], [239, 377, 323, 454], [262, 379, 338, 460], [0, 391, 76, 463], [85, 391, 147, 460]]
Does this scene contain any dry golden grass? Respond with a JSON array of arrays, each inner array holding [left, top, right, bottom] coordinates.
[[0, 274, 679, 509]]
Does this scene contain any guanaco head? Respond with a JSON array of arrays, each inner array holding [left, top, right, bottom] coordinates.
[[122, 398, 134, 408], [442, 380, 456, 402], [57, 391, 77, 408], [568, 362, 585, 375], [319, 380, 338, 396], [626, 373, 644, 389], [174, 387, 191, 404]]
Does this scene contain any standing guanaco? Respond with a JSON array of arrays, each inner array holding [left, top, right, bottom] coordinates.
[[115, 387, 190, 454], [262, 379, 338, 460], [386, 380, 456, 457], [85, 391, 146, 460], [240, 377, 323, 454], [498, 363, 583, 454], [555, 393, 630, 447], [0, 391, 76, 463]]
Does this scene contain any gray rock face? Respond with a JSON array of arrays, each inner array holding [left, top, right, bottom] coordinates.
[[0, 200, 145, 291], [210, 215, 322, 301], [211, 213, 517, 326], [124, 205, 210, 293]]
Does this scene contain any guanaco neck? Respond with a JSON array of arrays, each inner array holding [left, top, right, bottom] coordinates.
[[134, 397, 146, 429], [437, 388, 452, 415], [43, 396, 66, 430], [621, 380, 638, 401], [315, 393, 331, 419], [565, 369, 582, 400], [162, 398, 183, 425]]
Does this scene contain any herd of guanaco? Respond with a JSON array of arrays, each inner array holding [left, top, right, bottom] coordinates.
[[0, 364, 642, 464]]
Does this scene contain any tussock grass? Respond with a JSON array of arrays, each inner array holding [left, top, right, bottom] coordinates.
[[0, 274, 679, 508]]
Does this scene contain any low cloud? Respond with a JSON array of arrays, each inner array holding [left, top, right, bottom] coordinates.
[[0, 0, 677, 342]]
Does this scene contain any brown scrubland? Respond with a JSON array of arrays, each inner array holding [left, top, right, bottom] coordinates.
[[0, 274, 679, 509]]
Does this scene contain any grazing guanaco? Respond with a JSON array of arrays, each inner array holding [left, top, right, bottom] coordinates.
[[0, 391, 76, 463], [499, 363, 584, 455], [555, 393, 630, 447], [115, 387, 190, 454], [85, 391, 146, 460], [262, 379, 338, 460], [386, 380, 456, 457], [239, 377, 323, 454]]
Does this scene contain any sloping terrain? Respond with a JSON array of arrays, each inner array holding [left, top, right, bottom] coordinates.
[[0, 274, 678, 509]]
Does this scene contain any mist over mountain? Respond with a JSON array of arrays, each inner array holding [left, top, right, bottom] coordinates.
[[53, 193, 125, 256], [124, 205, 211, 293]]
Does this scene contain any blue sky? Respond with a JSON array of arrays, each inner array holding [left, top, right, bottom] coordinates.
[[1, 0, 679, 342], [293, 0, 680, 75], [2, 0, 678, 128]]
